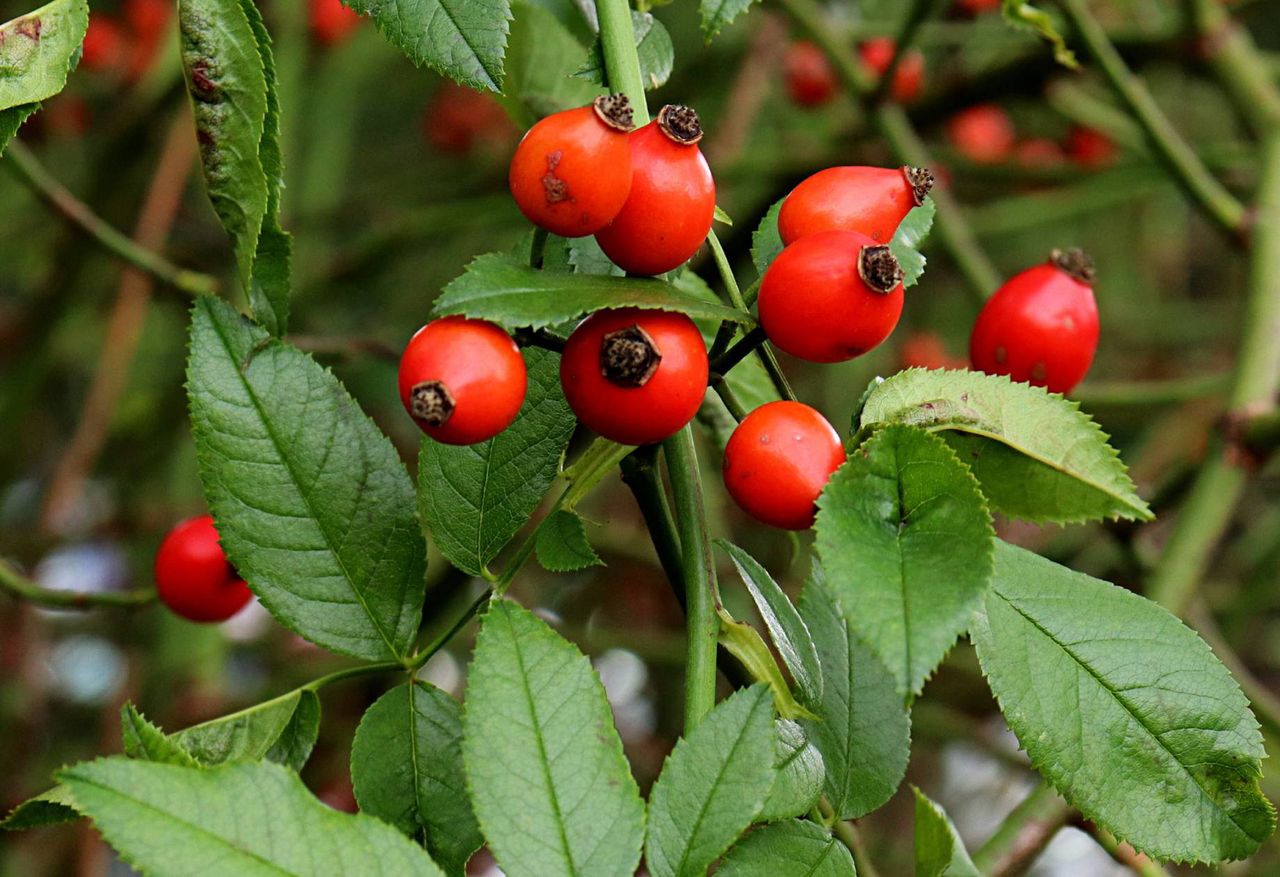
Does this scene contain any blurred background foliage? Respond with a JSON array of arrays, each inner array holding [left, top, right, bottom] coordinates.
[[1, 0, 1278, 873]]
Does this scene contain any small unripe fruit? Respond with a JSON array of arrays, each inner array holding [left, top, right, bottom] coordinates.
[[759, 230, 906, 363], [858, 38, 925, 103], [595, 104, 716, 276], [723, 401, 845, 530], [509, 95, 635, 237], [398, 317, 527, 445], [969, 248, 1099, 394], [947, 104, 1016, 165], [155, 515, 253, 623], [779, 165, 934, 246], [784, 40, 838, 107], [560, 308, 708, 445]]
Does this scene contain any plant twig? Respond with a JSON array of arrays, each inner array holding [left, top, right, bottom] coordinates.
[[663, 427, 720, 732], [711, 326, 769, 375], [597, 0, 651, 125], [818, 797, 882, 877], [619, 447, 685, 601], [2, 140, 216, 297], [1184, 0, 1280, 138], [1057, 0, 1248, 240], [1083, 822, 1173, 877], [710, 376, 748, 422], [39, 114, 199, 536], [0, 557, 156, 609], [1148, 133, 1280, 613], [972, 781, 1075, 876]]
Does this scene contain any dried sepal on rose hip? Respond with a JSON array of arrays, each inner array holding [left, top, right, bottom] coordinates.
[[758, 230, 906, 363], [398, 316, 528, 445], [969, 248, 1099, 395], [723, 401, 846, 531], [595, 104, 717, 276], [155, 515, 253, 623], [508, 94, 636, 238], [778, 165, 934, 246], [560, 308, 708, 445]]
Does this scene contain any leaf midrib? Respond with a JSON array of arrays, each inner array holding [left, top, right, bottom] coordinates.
[[993, 587, 1261, 843], [206, 314, 401, 660]]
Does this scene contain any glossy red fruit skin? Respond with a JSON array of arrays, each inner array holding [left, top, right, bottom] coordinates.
[[595, 111, 716, 276], [509, 99, 634, 238], [723, 401, 845, 530], [560, 308, 708, 445], [81, 16, 127, 73], [969, 256, 1099, 394], [309, 0, 361, 46], [398, 317, 527, 445], [155, 515, 253, 623], [759, 230, 906, 363], [858, 38, 925, 103], [778, 165, 931, 246], [785, 40, 838, 107], [1065, 125, 1117, 168], [947, 104, 1016, 164]]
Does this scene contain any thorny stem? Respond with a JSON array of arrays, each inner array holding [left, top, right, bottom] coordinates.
[[2, 140, 217, 297], [1057, 0, 1248, 240], [664, 426, 720, 732], [0, 557, 157, 609], [1149, 132, 1280, 614], [972, 781, 1074, 876]]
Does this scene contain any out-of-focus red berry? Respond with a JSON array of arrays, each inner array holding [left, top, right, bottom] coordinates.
[[899, 331, 967, 371], [81, 16, 127, 73], [955, 0, 1002, 14], [947, 104, 1016, 164], [422, 83, 515, 155], [1065, 125, 1117, 168], [784, 40, 838, 107], [1015, 137, 1065, 169], [309, 0, 362, 47], [124, 0, 170, 81], [858, 38, 925, 103]]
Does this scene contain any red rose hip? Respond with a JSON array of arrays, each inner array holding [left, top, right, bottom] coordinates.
[[398, 317, 527, 445], [947, 104, 1016, 164], [759, 230, 906, 363], [595, 104, 717, 276], [154, 515, 253, 623], [509, 95, 635, 237], [969, 248, 1099, 394], [723, 402, 845, 530], [785, 41, 838, 107], [778, 165, 934, 246], [560, 308, 708, 445], [859, 38, 925, 103]]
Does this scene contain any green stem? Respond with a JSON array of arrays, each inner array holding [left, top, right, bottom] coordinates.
[[597, 0, 650, 125], [1072, 373, 1229, 407], [619, 448, 686, 602], [1057, 0, 1247, 240], [663, 427, 720, 731], [0, 557, 157, 609], [972, 782, 1075, 876], [406, 588, 492, 671], [818, 797, 882, 877], [1148, 133, 1280, 614], [1184, 0, 1280, 137], [1087, 825, 1173, 876], [3, 141, 218, 297], [711, 326, 768, 375], [710, 375, 748, 421], [302, 660, 406, 691]]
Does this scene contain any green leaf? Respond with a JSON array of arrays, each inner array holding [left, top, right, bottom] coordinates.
[[646, 685, 778, 877], [463, 600, 645, 877], [889, 198, 934, 290], [120, 705, 200, 766], [0, 0, 88, 111], [419, 347, 575, 577], [435, 252, 752, 330], [758, 720, 825, 824], [173, 690, 320, 771], [0, 103, 38, 155], [238, 0, 290, 335], [1001, 0, 1078, 69], [713, 205, 733, 226], [913, 786, 980, 877], [718, 819, 855, 877], [1, 785, 79, 830], [751, 198, 784, 278], [972, 541, 1276, 863], [351, 681, 482, 876], [60, 758, 445, 875], [700, 0, 758, 42], [178, 0, 268, 304], [346, 0, 511, 92], [717, 540, 822, 709], [567, 236, 625, 276], [799, 569, 911, 820], [719, 613, 816, 721], [187, 296, 425, 661], [501, 0, 598, 121], [857, 369, 1152, 523], [536, 509, 603, 572], [816, 424, 995, 696], [575, 11, 672, 91]]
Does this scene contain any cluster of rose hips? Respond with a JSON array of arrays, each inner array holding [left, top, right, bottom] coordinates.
[[80, 0, 170, 81], [947, 103, 1116, 170]]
